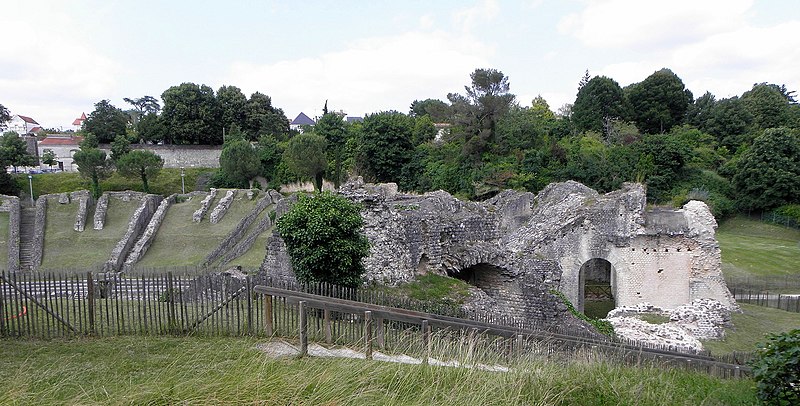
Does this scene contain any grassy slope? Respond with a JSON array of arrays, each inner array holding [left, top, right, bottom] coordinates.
[[703, 303, 800, 356], [135, 191, 258, 268], [39, 197, 140, 270], [21, 168, 212, 197], [0, 336, 756, 405], [0, 212, 8, 271], [219, 207, 274, 269], [717, 216, 800, 279]]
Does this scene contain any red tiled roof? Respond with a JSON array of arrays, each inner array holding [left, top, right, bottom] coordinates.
[[39, 136, 84, 145], [72, 118, 83, 125], [80, 112, 86, 119], [29, 126, 43, 133], [17, 115, 39, 124]]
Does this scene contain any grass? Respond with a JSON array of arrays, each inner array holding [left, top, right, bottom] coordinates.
[[702, 303, 800, 356], [0, 212, 8, 271], [20, 168, 214, 198], [39, 196, 140, 270], [0, 335, 757, 405], [717, 216, 800, 279], [635, 314, 671, 325], [220, 207, 274, 269], [135, 190, 259, 268], [382, 273, 472, 305]]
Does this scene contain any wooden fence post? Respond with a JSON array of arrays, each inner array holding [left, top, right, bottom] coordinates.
[[87, 272, 95, 335], [516, 334, 524, 359], [364, 311, 373, 360], [299, 300, 308, 357], [376, 317, 385, 349], [246, 276, 253, 335], [264, 294, 273, 336], [167, 272, 177, 333], [422, 319, 430, 365], [323, 308, 332, 344]]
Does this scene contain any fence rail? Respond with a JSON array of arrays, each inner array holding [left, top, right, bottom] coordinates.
[[1, 270, 752, 379], [731, 287, 800, 313]]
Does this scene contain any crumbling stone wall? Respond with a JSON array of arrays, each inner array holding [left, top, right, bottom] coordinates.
[[209, 190, 235, 224], [71, 190, 92, 232], [0, 196, 21, 273], [31, 196, 47, 270], [203, 191, 273, 266], [122, 194, 176, 271], [193, 188, 218, 222], [93, 193, 110, 230], [104, 194, 162, 272]]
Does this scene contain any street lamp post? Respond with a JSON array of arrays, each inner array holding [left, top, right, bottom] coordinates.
[[180, 167, 185, 194], [28, 174, 34, 204]]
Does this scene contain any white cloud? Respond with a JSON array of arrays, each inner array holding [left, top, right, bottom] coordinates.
[[559, 0, 753, 50], [453, 0, 500, 33], [224, 30, 492, 118], [0, 2, 119, 129]]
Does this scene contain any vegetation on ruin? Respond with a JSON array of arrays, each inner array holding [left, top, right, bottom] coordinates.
[[0, 336, 757, 405], [550, 289, 615, 337]]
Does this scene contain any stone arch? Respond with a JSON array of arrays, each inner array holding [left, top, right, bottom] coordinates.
[[578, 258, 615, 317], [561, 248, 630, 314]]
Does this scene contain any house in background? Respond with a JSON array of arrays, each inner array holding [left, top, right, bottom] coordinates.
[[290, 112, 316, 133], [7, 115, 42, 135], [72, 112, 87, 131], [38, 134, 84, 172]]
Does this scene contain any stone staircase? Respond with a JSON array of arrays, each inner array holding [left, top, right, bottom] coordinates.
[[19, 207, 36, 271]]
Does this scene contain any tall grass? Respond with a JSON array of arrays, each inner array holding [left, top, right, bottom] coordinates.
[[0, 335, 757, 405]]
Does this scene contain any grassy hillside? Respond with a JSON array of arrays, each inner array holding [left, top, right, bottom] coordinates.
[[717, 216, 800, 279], [40, 197, 140, 270], [135, 190, 261, 269], [703, 303, 800, 356], [0, 336, 756, 405], [20, 168, 213, 197]]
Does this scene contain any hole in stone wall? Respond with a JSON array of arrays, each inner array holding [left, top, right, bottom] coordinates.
[[447, 263, 505, 290], [579, 258, 615, 319]]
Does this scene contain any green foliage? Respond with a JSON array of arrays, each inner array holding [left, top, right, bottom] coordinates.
[[742, 83, 793, 131], [83, 100, 129, 143], [217, 85, 248, 133], [773, 205, 800, 223], [572, 75, 630, 134], [161, 82, 222, 145], [110, 134, 131, 162], [314, 113, 347, 187], [115, 150, 164, 193], [749, 329, 800, 404], [0, 131, 36, 171], [0, 172, 20, 195], [627, 68, 693, 134], [41, 148, 56, 168], [409, 98, 450, 122], [72, 147, 111, 198], [256, 135, 281, 182], [80, 133, 99, 149], [219, 138, 261, 187], [549, 289, 615, 337], [242, 91, 289, 139], [0, 103, 10, 124], [136, 113, 167, 144], [356, 111, 415, 183], [276, 192, 370, 287], [733, 127, 800, 211], [283, 133, 327, 191]]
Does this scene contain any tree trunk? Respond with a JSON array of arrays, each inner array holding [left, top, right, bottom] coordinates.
[[314, 172, 323, 192]]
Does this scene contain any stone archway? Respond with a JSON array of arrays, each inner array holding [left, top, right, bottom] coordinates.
[[578, 258, 616, 318]]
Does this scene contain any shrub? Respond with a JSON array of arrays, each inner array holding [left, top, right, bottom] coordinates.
[[749, 329, 800, 404], [276, 191, 370, 288], [549, 290, 615, 337]]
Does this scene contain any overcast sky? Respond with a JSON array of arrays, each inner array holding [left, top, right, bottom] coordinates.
[[2, 0, 798, 130]]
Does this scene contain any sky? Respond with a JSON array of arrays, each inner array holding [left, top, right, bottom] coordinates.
[[2, 0, 799, 130]]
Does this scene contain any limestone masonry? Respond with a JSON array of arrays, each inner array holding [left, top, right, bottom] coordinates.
[[262, 178, 735, 326]]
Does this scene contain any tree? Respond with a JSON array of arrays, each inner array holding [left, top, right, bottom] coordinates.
[[110, 134, 131, 162], [243, 92, 289, 139], [356, 111, 415, 183], [627, 68, 693, 134], [0, 103, 10, 126], [283, 133, 327, 191], [732, 127, 800, 211], [706, 96, 752, 149], [219, 138, 262, 188], [409, 98, 450, 122], [572, 76, 630, 135], [83, 100, 129, 143], [116, 150, 164, 193], [741, 83, 792, 130], [73, 146, 111, 198], [137, 113, 167, 144], [276, 191, 370, 287], [314, 112, 347, 188], [123, 96, 160, 125], [217, 85, 248, 133], [256, 135, 281, 184], [0, 132, 36, 172], [749, 329, 800, 404], [161, 83, 221, 145], [685, 91, 716, 131], [41, 149, 57, 169]]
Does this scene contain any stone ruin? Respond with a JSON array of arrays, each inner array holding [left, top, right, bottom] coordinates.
[[261, 178, 736, 331]]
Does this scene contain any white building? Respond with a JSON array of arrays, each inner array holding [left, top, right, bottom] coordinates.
[[7, 115, 42, 134]]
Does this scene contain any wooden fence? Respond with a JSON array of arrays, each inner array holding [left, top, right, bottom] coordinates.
[[1, 270, 752, 379], [731, 287, 800, 313]]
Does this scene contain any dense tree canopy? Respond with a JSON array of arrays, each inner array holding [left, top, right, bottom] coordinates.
[[314, 113, 347, 188], [283, 133, 327, 191], [219, 137, 262, 188], [83, 100, 129, 143], [276, 191, 370, 287], [0, 132, 36, 172], [217, 85, 248, 134], [741, 83, 792, 130], [571, 76, 629, 135], [0, 103, 10, 125], [409, 98, 450, 122], [161, 83, 221, 145], [627, 68, 692, 134], [356, 111, 415, 183], [73, 146, 111, 198], [116, 150, 164, 193], [733, 127, 800, 211], [242, 92, 289, 139]]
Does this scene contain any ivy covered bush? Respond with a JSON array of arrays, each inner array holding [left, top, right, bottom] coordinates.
[[749, 329, 800, 405]]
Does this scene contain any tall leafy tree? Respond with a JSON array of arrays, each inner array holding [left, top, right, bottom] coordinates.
[[733, 127, 800, 211], [110, 134, 131, 162], [283, 133, 327, 191], [161, 83, 221, 145], [706, 96, 752, 149], [0, 103, 10, 126], [685, 91, 716, 131], [123, 96, 160, 125], [741, 83, 792, 130], [136, 113, 167, 144], [0, 132, 37, 172], [116, 150, 164, 193], [219, 137, 262, 188], [276, 191, 370, 288], [409, 98, 450, 122], [73, 136, 112, 198], [356, 111, 414, 183], [243, 92, 289, 138], [83, 100, 129, 143], [572, 76, 630, 135], [217, 85, 248, 134], [256, 135, 281, 183], [627, 68, 693, 134], [314, 112, 347, 188]]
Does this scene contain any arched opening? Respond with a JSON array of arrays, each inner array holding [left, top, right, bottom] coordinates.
[[579, 258, 615, 318], [447, 263, 509, 294]]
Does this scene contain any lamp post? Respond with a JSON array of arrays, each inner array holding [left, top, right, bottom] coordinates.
[[180, 167, 185, 194], [28, 174, 34, 204]]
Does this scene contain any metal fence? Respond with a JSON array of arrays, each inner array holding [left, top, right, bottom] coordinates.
[[731, 287, 800, 313]]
